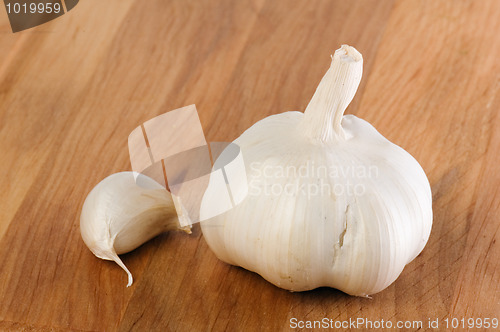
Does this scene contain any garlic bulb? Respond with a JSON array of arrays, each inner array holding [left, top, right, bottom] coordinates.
[[200, 45, 432, 296], [80, 172, 189, 286]]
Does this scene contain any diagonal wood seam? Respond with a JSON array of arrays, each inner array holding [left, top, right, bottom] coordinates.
[[60, 0, 68, 13]]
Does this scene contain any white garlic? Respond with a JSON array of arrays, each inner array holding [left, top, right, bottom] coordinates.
[[80, 172, 189, 286], [200, 45, 432, 296]]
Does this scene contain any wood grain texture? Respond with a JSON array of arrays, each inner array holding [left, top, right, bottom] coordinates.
[[0, 0, 498, 331]]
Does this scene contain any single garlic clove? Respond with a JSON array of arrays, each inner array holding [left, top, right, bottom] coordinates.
[[80, 171, 189, 287]]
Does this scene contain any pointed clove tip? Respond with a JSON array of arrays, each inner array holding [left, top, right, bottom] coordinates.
[[126, 272, 133, 287]]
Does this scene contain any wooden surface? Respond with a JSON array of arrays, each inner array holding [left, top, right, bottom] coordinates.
[[0, 0, 499, 331]]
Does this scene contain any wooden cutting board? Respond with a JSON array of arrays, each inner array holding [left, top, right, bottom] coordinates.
[[0, 0, 498, 330]]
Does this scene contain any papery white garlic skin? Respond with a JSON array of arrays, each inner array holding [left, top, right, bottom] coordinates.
[[80, 172, 185, 287], [200, 45, 432, 296]]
